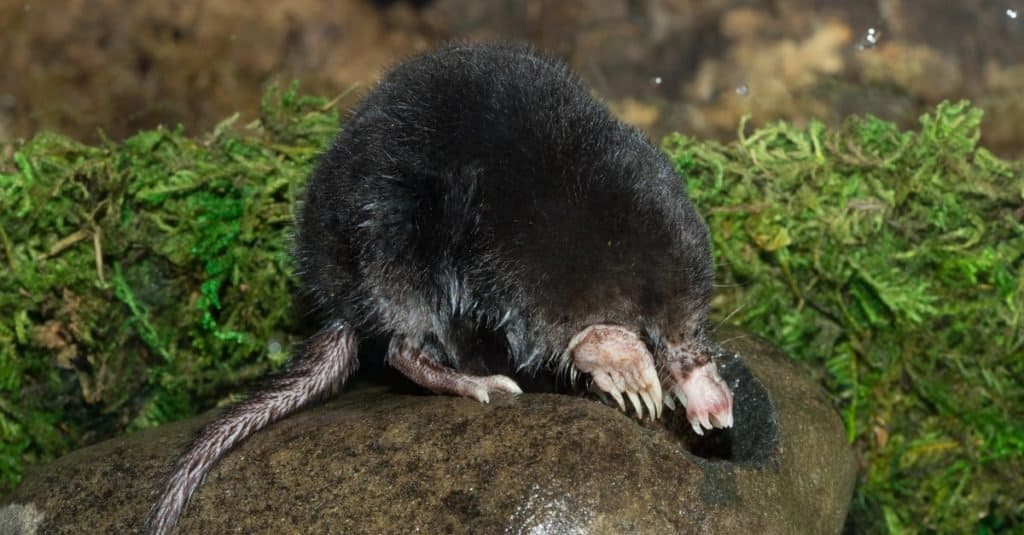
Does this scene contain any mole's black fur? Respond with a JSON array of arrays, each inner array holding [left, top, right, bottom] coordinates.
[[299, 43, 713, 362], [146, 43, 716, 534]]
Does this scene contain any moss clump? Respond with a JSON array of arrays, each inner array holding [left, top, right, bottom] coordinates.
[[1, 88, 1021, 532], [0, 83, 338, 490], [663, 101, 1023, 532]]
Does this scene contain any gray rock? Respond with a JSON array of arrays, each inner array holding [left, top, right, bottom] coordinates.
[[3, 327, 854, 534], [0, 503, 44, 535]]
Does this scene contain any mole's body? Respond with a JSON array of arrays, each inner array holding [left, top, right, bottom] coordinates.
[[146, 43, 733, 534]]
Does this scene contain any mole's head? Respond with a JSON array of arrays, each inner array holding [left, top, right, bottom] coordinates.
[[561, 176, 732, 433]]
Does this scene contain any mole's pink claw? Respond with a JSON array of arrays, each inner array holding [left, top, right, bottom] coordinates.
[[568, 325, 664, 420], [673, 361, 733, 434]]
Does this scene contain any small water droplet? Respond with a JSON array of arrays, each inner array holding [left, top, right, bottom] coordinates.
[[1007, 8, 1019, 19], [268, 339, 282, 354], [735, 84, 750, 97], [651, 76, 663, 85], [857, 27, 882, 50]]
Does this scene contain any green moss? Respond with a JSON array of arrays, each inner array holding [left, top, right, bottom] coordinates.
[[1, 88, 1021, 532], [664, 101, 1023, 532], [0, 82, 335, 488]]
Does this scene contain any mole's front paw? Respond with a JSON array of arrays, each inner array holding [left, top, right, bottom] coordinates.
[[672, 362, 733, 435], [568, 324, 663, 420]]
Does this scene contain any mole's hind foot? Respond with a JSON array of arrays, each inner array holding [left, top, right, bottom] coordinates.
[[387, 336, 522, 403], [567, 325, 663, 420], [456, 374, 523, 404]]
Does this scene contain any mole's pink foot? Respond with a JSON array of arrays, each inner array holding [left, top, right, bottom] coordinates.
[[567, 325, 663, 420], [669, 361, 733, 435], [388, 337, 522, 403], [454, 374, 523, 404]]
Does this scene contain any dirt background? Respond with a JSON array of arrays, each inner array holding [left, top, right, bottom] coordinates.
[[3, 0, 1024, 155]]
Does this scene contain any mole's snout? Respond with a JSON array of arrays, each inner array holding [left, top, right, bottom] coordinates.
[[665, 347, 734, 435]]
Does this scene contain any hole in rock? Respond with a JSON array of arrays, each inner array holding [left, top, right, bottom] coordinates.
[[660, 349, 780, 466]]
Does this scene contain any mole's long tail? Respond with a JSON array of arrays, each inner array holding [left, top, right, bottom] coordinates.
[[144, 320, 358, 535]]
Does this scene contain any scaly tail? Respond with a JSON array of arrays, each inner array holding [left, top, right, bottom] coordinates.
[[144, 320, 358, 535]]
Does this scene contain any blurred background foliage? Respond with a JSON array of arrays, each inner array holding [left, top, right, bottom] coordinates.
[[1, 85, 1021, 532]]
